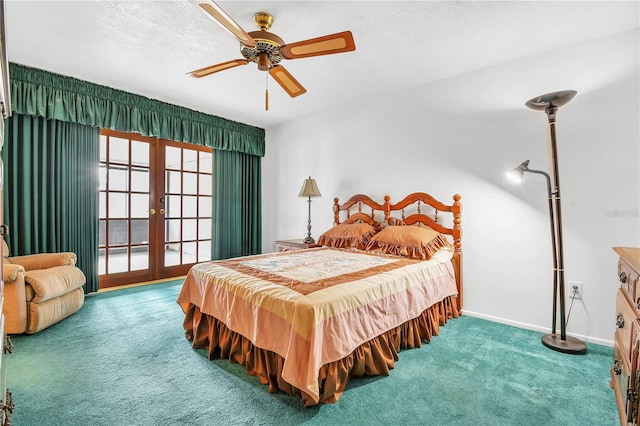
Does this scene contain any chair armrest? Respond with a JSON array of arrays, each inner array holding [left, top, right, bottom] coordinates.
[[7, 252, 77, 270], [3, 263, 26, 284]]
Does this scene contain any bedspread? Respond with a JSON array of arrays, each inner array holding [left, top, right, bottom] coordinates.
[[176, 247, 458, 404]]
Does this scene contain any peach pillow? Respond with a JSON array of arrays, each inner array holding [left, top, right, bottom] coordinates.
[[365, 225, 450, 260], [317, 223, 378, 250]]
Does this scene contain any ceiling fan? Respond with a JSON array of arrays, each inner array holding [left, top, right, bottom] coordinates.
[[188, 0, 356, 101]]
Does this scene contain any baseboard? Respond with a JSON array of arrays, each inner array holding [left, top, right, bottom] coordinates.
[[97, 276, 186, 293], [462, 309, 614, 348]]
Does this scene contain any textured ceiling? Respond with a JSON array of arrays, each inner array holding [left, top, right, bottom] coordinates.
[[5, 1, 639, 129]]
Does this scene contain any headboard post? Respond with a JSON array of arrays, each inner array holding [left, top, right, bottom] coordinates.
[[383, 195, 391, 222], [451, 193, 463, 310], [333, 197, 340, 225], [452, 194, 462, 253]]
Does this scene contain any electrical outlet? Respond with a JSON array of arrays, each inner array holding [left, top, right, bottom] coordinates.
[[569, 281, 583, 300]]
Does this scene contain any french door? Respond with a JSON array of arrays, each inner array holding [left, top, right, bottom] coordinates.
[[99, 130, 212, 288]]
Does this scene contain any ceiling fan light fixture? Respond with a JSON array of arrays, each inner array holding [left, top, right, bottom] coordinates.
[[240, 31, 284, 67], [257, 52, 271, 71]]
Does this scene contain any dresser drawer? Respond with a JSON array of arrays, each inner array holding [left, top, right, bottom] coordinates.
[[616, 288, 636, 358], [620, 257, 640, 310], [614, 330, 632, 425], [614, 330, 631, 398]]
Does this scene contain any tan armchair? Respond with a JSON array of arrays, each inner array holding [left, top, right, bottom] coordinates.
[[2, 240, 86, 334]]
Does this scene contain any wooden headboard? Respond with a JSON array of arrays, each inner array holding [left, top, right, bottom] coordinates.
[[332, 192, 463, 309], [332, 194, 388, 226]]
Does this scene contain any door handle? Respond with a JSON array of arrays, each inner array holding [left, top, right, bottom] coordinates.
[[149, 208, 156, 215], [160, 209, 166, 215]]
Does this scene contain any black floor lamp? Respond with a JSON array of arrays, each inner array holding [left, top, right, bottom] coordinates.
[[508, 90, 587, 355]]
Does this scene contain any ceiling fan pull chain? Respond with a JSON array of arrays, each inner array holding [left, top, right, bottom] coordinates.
[[265, 73, 269, 111]]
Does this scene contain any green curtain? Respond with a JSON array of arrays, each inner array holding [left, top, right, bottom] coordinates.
[[9, 63, 265, 157], [213, 150, 261, 259], [2, 114, 100, 292]]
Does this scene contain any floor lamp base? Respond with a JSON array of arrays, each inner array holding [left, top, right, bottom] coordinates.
[[541, 333, 587, 354]]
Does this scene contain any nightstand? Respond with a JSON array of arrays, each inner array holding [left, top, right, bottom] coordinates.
[[274, 239, 322, 252]]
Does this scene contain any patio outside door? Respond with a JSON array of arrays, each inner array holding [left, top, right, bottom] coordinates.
[[99, 130, 212, 288]]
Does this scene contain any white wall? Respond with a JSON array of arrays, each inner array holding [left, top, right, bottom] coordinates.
[[261, 29, 639, 346]]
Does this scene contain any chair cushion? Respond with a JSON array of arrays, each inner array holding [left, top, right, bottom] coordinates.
[[8, 252, 77, 270], [27, 287, 85, 334], [24, 265, 86, 304]]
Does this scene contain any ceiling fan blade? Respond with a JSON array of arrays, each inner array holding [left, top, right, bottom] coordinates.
[[188, 59, 248, 78], [280, 31, 356, 59], [269, 65, 307, 98], [190, 0, 256, 48]]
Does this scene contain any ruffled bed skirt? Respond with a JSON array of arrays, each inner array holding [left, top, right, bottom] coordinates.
[[181, 296, 460, 406]]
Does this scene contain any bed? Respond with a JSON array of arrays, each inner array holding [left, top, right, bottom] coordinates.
[[177, 191, 463, 406]]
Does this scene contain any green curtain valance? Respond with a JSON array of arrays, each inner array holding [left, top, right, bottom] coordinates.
[[8, 63, 265, 157]]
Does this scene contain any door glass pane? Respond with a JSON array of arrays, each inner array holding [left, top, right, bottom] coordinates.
[[131, 167, 149, 192], [130, 193, 149, 218], [109, 137, 129, 163], [99, 164, 107, 190], [198, 197, 212, 217], [108, 247, 129, 273], [183, 172, 197, 195], [99, 220, 106, 246], [99, 134, 107, 162], [198, 219, 211, 240], [131, 246, 149, 271], [131, 141, 149, 167], [165, 243, 180, 266], [108, 193, 128, 218], [108, 220, 128, 245], [166, 170, 181, 193], [183, 241, 197, 264], [183, 149, 197, 172], [131, 219, 149, 244], [199, 151, 212, 173], [198, 241, 211, 262], [166, 146, 181, 170], [165, 195, 181, 218], [183, 219, 197, 241], [199, 174, 212, 195], [166, 219, 181, 242], [98, 248, 106, 274], [108, 165, 128, 191], [183, 196, 197, 217], [99, 192, 106, 218]]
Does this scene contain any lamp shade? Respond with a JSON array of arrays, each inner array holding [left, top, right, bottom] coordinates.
[[506, 160, 530, 183], [299, 176, 321, 198]]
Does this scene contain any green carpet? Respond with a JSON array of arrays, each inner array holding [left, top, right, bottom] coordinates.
[[5, 280, 618, 425]]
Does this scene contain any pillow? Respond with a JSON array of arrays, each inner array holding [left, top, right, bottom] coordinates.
[[365, 225, 450, 260], [317, 223, 378, 250]]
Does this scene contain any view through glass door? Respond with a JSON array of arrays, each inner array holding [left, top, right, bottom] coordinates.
[[99, 130, 212, 288]]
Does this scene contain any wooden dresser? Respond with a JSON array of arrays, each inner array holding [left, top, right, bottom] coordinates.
[[612, 246, 640, 425]]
